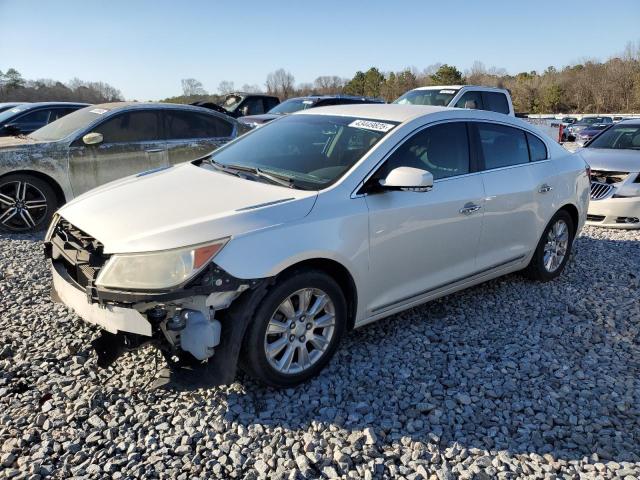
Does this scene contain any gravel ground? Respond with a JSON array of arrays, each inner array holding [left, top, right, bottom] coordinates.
[[0, 226, 639, 480]]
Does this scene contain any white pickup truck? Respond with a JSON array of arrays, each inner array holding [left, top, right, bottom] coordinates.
[[393, 85, 514, 116]]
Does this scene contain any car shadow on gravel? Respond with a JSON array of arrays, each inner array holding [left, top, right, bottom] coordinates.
[[212, 234, 640, 464]]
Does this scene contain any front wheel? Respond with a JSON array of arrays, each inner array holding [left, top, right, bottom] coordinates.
[[241, 270, 347, 388], [0, 174, 57, 233], [523, 210, 575, 281]]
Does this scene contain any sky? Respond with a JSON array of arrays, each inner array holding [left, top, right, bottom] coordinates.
[[1, 0, 639, 100]]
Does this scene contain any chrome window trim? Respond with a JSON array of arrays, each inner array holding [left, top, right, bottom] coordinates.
[[350, 117, 551, 199]]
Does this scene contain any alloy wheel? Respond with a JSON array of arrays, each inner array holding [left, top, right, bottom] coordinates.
[[0, 180, 48, 232], [264, 288, 336, 375], [543, 219, 569, 273]]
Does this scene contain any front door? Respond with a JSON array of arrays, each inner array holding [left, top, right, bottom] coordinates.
[[68, 110, 167, 196], [364, 122, 485, 314]]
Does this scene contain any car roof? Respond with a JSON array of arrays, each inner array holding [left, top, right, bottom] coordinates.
[[19, 102, 90, 108], [411, 85, 509, 93], [225, 92, 279, 98], [88, 102, 228, 114], [285, 95, 383, 102], [295, 103, 524, 124]]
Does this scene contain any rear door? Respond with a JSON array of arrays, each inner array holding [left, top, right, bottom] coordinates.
[[472, 121, 540, 270], [68, 110, 166, 195], [163, 109, 235, 164]]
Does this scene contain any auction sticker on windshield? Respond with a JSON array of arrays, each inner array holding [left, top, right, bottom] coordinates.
[[348, 119, 395, 133]]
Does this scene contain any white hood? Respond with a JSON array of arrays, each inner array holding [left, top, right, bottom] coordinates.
[[59, 163, 317, 253], [577, 148, 640, 172]]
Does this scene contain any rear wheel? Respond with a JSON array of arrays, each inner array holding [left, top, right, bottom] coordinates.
[[241, 270, 346, 388], [0, 174, 57, 233], [523, 210, 575, 281]]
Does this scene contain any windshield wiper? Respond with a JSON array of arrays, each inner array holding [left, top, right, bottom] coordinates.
[[209, 159, 296, 188]]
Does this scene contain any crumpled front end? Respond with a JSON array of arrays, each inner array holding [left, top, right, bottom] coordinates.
[[45, 216, 268, 385]]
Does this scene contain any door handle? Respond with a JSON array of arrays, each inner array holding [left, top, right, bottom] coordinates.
[[538, 184, 553, 193], [459, 203, 482, 215], [145, 148, 164, 153]]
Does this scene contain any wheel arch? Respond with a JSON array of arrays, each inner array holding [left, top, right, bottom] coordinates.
[[558, 203, 579, 235], [0, 170, 66, 207], [275, 257, 358, 331]]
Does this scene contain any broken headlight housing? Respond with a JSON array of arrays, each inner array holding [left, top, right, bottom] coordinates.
[[95, 238, 229, 290]]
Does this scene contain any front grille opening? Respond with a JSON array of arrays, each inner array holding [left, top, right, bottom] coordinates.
[[590, 182, 614, 200], [616, 216, 640, 224], [50, 219, 108, 297], [590, 170, 629, 184]]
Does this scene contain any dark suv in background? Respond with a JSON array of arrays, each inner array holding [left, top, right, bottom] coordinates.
[[0, 102, 88, 137], [238, 94, 385, 127], [193, 93, 280, 119]]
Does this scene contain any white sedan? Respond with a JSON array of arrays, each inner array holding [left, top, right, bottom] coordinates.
[[578, 120, 640, 228], [46, 104, 590, 388]]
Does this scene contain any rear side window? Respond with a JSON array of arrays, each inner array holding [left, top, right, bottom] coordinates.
[[454, 91, 483, 110], [526, 133, 548, 161], [95, 111, 161, 143], [164, 110, 233, 139], [476, 123, 529, 169], [381, 122, 470, 180], [482, 92, 510, 114], [13, 109, 50, 126]]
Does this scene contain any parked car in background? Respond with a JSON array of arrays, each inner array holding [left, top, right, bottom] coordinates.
[[0, 102, 239, 232], [575, 124, 610, 146], [393, 85, 514, 116], [46, 104, 588, 387], [217, 92, 280, 118], [565, 116, 613, 141], [0, 102, 88, 137], [0, 102, 27, 114], [238, 95, 385, 128], [578, 120, 640, 228]]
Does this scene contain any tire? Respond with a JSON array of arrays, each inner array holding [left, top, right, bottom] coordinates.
[[241, 270, 347, 388], [523, 210, 575, 282], [0, 174, 57, 233]]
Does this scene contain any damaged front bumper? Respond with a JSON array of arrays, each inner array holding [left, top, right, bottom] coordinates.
[[45, 218, 268, 385]]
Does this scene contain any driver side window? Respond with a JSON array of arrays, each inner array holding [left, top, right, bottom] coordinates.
[[377, 122, 470, 181]]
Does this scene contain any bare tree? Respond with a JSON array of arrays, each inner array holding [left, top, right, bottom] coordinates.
[[265, 69, 295, 99], [241, 83, 261, 93], [181, 78, 207, 96], [313, 76, 345, 94], [218, 80, 235, 95]]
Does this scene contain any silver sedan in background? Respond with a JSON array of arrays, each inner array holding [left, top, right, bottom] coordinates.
[[0, 103, 239, 232]]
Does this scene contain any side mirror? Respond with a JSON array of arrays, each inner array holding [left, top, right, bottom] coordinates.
[[379, 166, 433, 192], [82, 132, 103, 146]]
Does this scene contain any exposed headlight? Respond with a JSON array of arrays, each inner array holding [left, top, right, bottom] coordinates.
[[95, 238, 229, 290]]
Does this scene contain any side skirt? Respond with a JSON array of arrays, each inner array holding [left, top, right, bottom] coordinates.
[[355, 255, 527, 329]]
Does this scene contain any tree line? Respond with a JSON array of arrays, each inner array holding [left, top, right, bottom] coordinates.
[[4, 40, 639, 113], [0, 68, 123, 104], [167, 41, 640, 114]]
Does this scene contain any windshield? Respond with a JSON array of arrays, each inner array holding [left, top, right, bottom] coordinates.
[[221, 94, 243, 112], [586, 124, 640, 150], [268, 98, 316, 114], [393, 89, 459, 106], [0, 105, 30, 124], [29, 106, 108, 141], [207, 115, 397, 189]]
